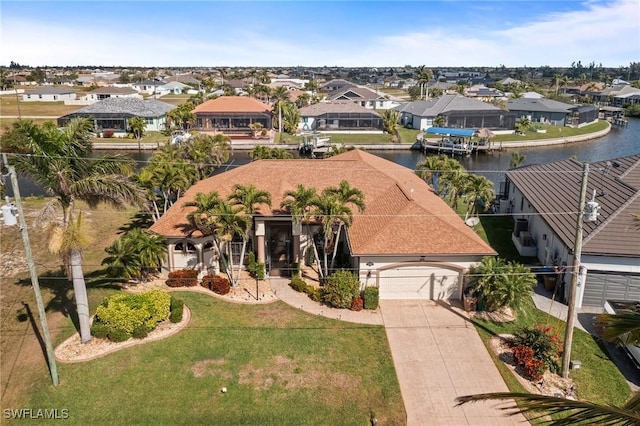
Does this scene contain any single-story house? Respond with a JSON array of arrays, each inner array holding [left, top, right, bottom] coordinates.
[[149, 149, 496, 300], [192, 96, 272, 136], [565, 105, 599, 128], [396, 94, 516, 131], [57, 97, 175, 132], [465, 85, 504, 102], [320, 79, 356, 93], [298, 102, 383, 132], [326, 86, 401, 110], [131, 79, 164, 94], [81, 87, 142, 101], [506, 98, 573, 126], [22, 87, 77, 102], [502, 155, 640, 307], [592, 84, 640, 107], [155, 81, 192, 96]]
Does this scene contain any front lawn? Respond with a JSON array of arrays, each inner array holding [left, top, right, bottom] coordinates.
[[19, 293, 405, 425]]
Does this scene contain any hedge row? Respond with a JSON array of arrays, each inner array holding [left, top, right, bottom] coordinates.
[[288, 273, 379, 310]]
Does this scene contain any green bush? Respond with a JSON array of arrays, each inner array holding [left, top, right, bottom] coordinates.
[[292, 262, 301, 277], [255, 262, 265, 280], [247, 252, 257, 275], [467, 257, 536, 312], [90, 322, 109, 339], [170, 297, 184, 323], [290, 276, 307, 292], [512, 324, 563, 374], [166, 269, 199, 287], [132, 324, 150, 339], [322, 270, 360, 309], [363, 286, 379, 310], [93, 290, 171, 342]]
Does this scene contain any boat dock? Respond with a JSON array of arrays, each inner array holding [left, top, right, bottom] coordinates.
[[418, 127, 494, 155]]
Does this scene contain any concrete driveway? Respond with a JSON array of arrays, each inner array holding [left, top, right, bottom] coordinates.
[[380, 300, 528, 425]]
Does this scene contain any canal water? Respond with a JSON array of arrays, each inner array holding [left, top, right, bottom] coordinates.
[[9, 119, 639, 197]]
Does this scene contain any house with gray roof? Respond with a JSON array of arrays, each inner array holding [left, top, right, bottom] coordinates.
[[58, 98, 175, 133], [22, 86, 77, 102], [503, 155, 640, 307], [298, 102, 382, 132], [156, 81, 193, 96], [320, 79, 356, 92], [396, 94, 515, 131], [81, 86, 142, 102], [506, 98, 574, 126], [326, 85, 401, 110]]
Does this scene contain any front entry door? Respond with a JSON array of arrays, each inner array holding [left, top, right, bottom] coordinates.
[[267, 223, 292, 276]]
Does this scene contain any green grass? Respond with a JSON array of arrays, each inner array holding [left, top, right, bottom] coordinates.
[[19, 293, 405, 425], [395, 127, 420, 144], [494, 121, 609, 142], [93, 131, 169, 145]]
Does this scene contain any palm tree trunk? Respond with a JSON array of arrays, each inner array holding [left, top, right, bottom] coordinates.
[[330, 223, 343, 269], [70, 249, 91, 343], [235, 239, 247, 286], [224, 242, 237, 287], [323, 234, 330, 277]]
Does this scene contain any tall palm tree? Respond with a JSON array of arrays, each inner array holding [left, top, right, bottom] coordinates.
[[415, 154, 463, 194], [322, 181, 365, 269], [272, 86, 290, 133], [439, 168, 470, 209], [9, 117, 147, 343], [510, 152, 527, 169], [280, 102, 301, 134], [228, 184, 272, 277], [463, 174, 495, 216], [414, 65, 433, 100], [310, 193, 354, 277], [167, 102, 195, 130], [280, 185, 322, 275], [128, 116, 146, 151], [382, 109, 400, 135]]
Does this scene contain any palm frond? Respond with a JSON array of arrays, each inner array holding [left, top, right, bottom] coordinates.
[[456, 392, 640, 426], [595, 312, 640, 345]]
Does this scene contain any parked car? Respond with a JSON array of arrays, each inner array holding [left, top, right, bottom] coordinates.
[[604, 299, 640, 369]]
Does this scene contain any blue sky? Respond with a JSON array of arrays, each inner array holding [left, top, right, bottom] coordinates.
[[1, 0, 638, 68]]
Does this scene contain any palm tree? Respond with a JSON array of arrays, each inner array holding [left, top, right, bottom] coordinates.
[[382, 109, 400, 135], [323, 181, 365, 269], [280, 102, 301, 134], [415, 155, 463, 194], [102, 228, 166, 282], [228, 184, 272, 277], [310, 193, 354, 277], [280, 185, 322, 275], [167, 102, 195, 130], [9, 118, 147, 343], [272, 86, 290, 134], [510, 152, 527, 169], [180, 133, 231, 179], [102, 237, 141, 281], [433, 115, 446, 127], [128, 116, 146, 151], [456, 392, 640, 425], [439, 168, 470, 209], [414, 65, 433, 100], [463, 174, 495, 217]]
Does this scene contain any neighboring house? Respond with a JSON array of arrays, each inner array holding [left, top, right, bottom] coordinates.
[[593, 84, 640, 106], [82, 87, 142, 101], [155, 81, 192, 96], [396, 94, 515, 131], [298, 102, 383, 132], [465, 85, 504, 102], [502, 155, 640, 308], [22, 87, 77, 102], [498, 77, 522, 86], [320, 79, 356, 92], [269, 78, 309, 89], [57, 98, 175, 132], [326, 86, 401, 110], [506, 98, 574, 126], [149, 149, 496, 300], [131, 79, 164, 94], [192, 96, 272, 135], [566, 105, 600, 128]]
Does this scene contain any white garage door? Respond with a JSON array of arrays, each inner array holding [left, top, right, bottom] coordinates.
[[378, 266, 461, 300]]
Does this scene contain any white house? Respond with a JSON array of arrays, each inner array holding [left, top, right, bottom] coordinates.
[[22, 87, 77, 102]]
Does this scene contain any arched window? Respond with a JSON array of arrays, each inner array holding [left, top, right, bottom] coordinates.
[[175, 241, 197, 252], [203, 241, 215, 251]]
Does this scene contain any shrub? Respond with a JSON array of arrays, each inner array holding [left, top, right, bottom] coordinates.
[[255, 262, 265, 280], [292, 262, 301, 277], [512, 324, 563, 373], [363, 286, 379, 310], [524, 358, 545, 381], [511, 344, 535, 366], [247, 252, 257, 276], [166, 269, 199, 287], [351, 297, 364, 311], [290, 276, 307, 292], [323, 270, 360, 309], [202, 274, 230, 295], [90, 322, 109, 339], [93, 290, 171, 342], [102, 129, 114, 138], [169, 296, 184, 323], [307, 287, 323, 302], [132, 324, 150, 339]]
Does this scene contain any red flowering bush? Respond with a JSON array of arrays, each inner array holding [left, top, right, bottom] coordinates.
[[523, 358, 545, 382], [201, 274, 230, 295], [512, 324, 563, 374], [166, 269, 198, 287], [350, 297, 364, 312]]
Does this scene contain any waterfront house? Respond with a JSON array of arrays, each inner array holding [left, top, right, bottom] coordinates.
[[192, 96, 272, 136], [81, 87, 142, 102], [325, 86, 402, 110], [507, 98, 573, 126], [149, 149, 495, 300], [298, 102, 383, 132], [57, 97, 175, 133], [502, 155, 640, 307]]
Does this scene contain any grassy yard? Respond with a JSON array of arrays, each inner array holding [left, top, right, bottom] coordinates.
[[18, 294, 404, 425], [92, 131, 170, 145], [493, 120, 609, 143], [395, 127, 420, 144], [0, 96, 79, 117]]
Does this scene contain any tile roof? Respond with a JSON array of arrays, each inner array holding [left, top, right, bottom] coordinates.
[[299, 101, 382, 116], [192, 96, 272, 114], [507, 98, 573, 113], [506, 155, 640, 257], [328, 86, 384, 101], [149, 150, 495, 257], [395, 94, 500, 116], [64, 98, 175, 117], [24, 86, 76, 95]]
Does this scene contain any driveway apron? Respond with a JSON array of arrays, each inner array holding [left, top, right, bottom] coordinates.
[[380, 300, 528, 425]]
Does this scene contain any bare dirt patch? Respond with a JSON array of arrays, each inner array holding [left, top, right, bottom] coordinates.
[[191, 359, 229, 378]]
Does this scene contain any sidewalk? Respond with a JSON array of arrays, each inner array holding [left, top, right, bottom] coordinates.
[[530, 284, 603, 334]]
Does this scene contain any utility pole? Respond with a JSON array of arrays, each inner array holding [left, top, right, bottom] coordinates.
[[561, 162, 589, 379], [2, 154, 59, 386]]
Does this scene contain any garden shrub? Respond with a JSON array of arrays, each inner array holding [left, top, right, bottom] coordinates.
[[166, 269, 199, 287], [93, 290, 171, 343], [247, 252, 257, 276], [255, 262, 265, 280], [322, 270, 360, 309], [292, 262, 301, 277], [170, 296, 184, 323], [90, 322, 109, 339], [307, 287, 323, 302], [523, 358, 545, 382], [363, 286, 379, 310], [132, 324, 150, 339], [290, 276, 307, 292], [202, 274, 230, 295], [351, 297, 364, 311], [102, 129, 114, 138], [512, 324, 563, 373], [511, 344, 535, 366]]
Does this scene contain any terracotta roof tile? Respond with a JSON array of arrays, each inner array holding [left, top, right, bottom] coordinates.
[[150, 149, 495, 256], [192, 96, 272, 114]]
